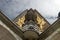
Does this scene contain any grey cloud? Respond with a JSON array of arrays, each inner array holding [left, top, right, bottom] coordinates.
[[0, 0, 59, 24]]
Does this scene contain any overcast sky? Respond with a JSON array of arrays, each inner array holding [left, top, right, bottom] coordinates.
[[0, 0, 60, 24]]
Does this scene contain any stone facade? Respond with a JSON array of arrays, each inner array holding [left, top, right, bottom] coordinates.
[[0, 11, 23, 40], [0, 24, 16, 40], [39, 18, 60, 40], [0, 9, 60, 40], [13, 9, 50, 34]]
